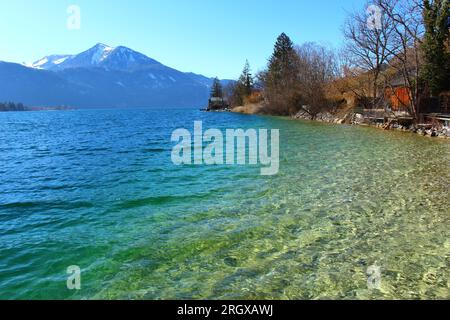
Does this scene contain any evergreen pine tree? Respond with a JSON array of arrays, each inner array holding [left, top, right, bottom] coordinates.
[[264, 33, 300, 115], [239, 60, 254, 97], [268, 33, 297, 81], [232, 60, 254, 106], [421, 0, 450, 96], [210, 77, 223, 98]]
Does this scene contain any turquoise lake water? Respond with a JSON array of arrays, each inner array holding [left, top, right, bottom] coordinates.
[[0, 108, 449, 299]]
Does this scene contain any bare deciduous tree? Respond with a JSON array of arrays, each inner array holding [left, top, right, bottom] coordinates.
[[343, 1, 398, 108], [376, 0, 424, 119], [294, 43, 340, 119]]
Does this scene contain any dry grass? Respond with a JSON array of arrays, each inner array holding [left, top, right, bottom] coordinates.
[[231, 103, 264, 115]]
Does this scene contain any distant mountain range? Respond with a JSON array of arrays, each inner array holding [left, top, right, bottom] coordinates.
[[0, 43, 233, 108]]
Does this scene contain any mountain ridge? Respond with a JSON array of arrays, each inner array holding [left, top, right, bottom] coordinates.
[[0, 44, 232, 108]]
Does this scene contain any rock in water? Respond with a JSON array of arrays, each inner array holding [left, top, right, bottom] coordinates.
[[224, 257, 238, 267]]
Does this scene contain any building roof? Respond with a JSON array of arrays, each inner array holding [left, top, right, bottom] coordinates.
[[209, 97, 228, 102]]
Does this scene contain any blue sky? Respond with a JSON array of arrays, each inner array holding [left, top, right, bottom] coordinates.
[[0, 0, 365, 79]]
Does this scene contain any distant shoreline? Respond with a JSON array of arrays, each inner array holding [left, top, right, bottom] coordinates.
[[0, 106, 75, 112]]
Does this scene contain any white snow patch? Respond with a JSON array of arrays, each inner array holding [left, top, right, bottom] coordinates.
[[53, 57, 70, 65], [91, 44, 114, 64], [29, 55, 73, 69], [32, 57, 49, 68]]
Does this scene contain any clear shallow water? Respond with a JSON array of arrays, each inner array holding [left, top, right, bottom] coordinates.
[[0, 108, 449, 300]]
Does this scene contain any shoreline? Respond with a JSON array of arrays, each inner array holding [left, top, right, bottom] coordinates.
[[292, 110, 450, 139], [219, 105, 450, 140]]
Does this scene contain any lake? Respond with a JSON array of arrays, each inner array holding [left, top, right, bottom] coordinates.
[[0, 108, 449, 299]]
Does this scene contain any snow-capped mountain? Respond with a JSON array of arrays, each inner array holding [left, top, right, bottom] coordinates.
[[31, 43, 162, 71], [98, 46, 163, 71], [48, 43, 114, 70], [31, 54, 73, 70], [1, 44, 233, 108]]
